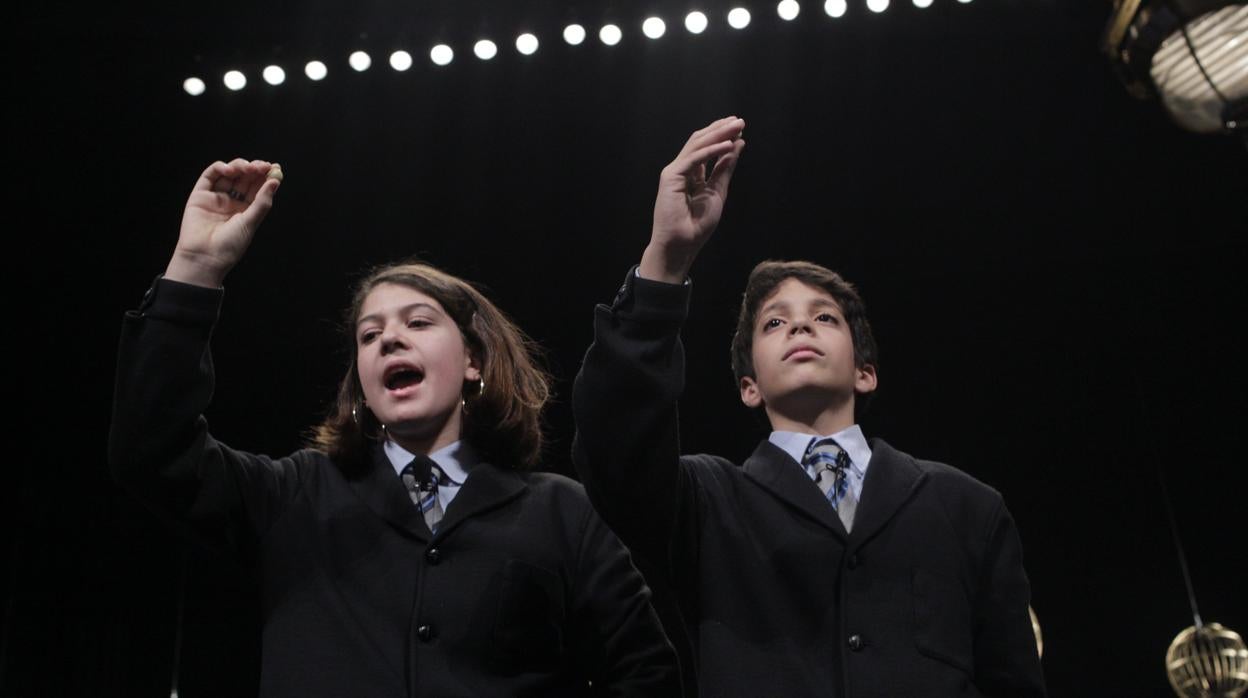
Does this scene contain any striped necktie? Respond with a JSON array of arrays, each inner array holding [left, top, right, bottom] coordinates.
[[401, 456, 447, 533], [802, 438, 858, 532]]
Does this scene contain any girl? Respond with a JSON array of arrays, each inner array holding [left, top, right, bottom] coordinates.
[[109, 158, 679, 697]]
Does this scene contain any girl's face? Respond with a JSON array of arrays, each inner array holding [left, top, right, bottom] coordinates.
[[354, 282, 481, 454]]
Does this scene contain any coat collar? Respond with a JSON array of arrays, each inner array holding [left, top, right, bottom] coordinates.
[[850, 439, 927, 551], [742, 437, 926, 548], [346, 445, 527, 542], [744, 440, 847, 538]]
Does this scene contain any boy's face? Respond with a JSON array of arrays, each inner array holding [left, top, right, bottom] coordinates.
[[739, 278, 877, 416]]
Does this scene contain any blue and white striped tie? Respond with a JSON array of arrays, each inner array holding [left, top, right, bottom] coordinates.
[[802, 438, 858, 532], [401, 457, 447, 533]]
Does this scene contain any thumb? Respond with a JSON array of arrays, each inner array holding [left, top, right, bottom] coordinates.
[[707, 139, 745, 195], [238, 176, 280, 232]]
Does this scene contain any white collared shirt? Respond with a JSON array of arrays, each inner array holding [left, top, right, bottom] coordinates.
[[769, 425, 873, 502], [383, 439, 480, 511]]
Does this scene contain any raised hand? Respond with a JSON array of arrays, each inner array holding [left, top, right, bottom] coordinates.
[[639, 117, 745, 283], [165, 158, 282, 287]]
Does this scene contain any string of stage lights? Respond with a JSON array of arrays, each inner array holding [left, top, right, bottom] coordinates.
[[182, 0, 975, 96]]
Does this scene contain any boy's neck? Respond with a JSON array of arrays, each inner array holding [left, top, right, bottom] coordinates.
[[765, 402, 856, 436]]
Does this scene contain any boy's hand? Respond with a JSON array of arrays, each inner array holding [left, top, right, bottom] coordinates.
[[165, 158, 282, 288], [640, 117, 745, 283]]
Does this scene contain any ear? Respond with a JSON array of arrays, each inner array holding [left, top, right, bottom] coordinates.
[[854, 363, 878, 395], [464, 352, 482, 383], [739, 375, 764, 408]]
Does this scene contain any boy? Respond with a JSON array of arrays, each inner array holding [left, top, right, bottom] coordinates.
[[573, 117, 1045, 697]]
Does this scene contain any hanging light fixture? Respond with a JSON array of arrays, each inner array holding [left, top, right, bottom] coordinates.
[[1166, 624, 1248, 698], [1029, 606, 1044, 659], [1102, 0, 1248, 135]]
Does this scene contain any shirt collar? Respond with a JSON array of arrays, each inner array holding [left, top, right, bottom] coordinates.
[[769, 424, 872, 476], [383, 439, 479, 485]]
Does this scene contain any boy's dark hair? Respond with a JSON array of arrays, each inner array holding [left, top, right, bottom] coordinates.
[[309, 261, 551, 469], [730, 260, 879, 412]]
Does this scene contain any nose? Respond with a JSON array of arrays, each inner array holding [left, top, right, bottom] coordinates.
[[379, 325, 408, 354], [789, 318, 813, 336]]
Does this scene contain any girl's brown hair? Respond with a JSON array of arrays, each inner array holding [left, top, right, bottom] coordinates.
[[309, 261, 551, 469]]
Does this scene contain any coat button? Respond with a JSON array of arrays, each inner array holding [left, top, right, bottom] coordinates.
[[417, 624, 436, 642], [847, 554, 859, 570], [848, 634, 865, 651], [425, 547, 441, 565]]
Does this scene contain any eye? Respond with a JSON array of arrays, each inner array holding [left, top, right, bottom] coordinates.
[[763, 318, 783, 331], [407, 317, 433, 329], [816, 312, 840, 324], [359, 329, 380, 344]]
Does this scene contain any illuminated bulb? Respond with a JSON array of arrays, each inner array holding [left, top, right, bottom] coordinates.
[[564, 24, 587, 45], [305, 61, 327, 80], [262, 65, 285, 85], [474, 39, 498, 60], [349, 51, 371, 72], [643, 17, 667, 39], [430, 44, 454, 66], [516, 33, 539, 55], [223, 70, 246, 91], [600, 24, 622, 45], [390, 51, 413, 71]]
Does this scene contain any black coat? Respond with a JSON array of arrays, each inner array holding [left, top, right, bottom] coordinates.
[[109, 277, 681, 698], [572, 270, 1046, 697]]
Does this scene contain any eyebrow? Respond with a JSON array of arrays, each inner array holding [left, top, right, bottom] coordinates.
[[356, 302, 444, 330]]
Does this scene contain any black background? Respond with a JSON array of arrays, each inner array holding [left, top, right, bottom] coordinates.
[[8, 0, 1246, 695]]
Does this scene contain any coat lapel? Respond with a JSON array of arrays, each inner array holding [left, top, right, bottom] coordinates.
[[345, 445, 432, 542], [849, 439, 927, 551], [435, 463, 527, 540], [743, 440, 846, 539]]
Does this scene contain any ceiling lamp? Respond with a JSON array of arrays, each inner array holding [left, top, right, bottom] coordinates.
[[1103, 0, 1248, 135]]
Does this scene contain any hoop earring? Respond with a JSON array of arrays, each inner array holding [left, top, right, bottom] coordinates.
[[461, 376, 485, 414], [352, 402, 374, 427]]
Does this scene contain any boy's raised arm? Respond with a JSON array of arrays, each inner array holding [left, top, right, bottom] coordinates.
[[572, 118, 745, 575]]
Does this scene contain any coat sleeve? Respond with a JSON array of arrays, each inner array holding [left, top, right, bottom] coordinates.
[[571, 268, 701, 586], [567, 502, 683, 696], [108, 277, 303, 562], [972, 499, 1048, 697]]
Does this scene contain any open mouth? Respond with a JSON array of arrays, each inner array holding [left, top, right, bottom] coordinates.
[[384, 366, 425, 391]]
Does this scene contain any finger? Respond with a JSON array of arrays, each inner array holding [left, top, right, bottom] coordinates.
[[230, 159, 274, 201], [685, 116, 740, 146], [707, 138, 746, 194], [193, 160, 237, 193], [237, 164, 271, 201], [669, 139, 738, 179], [207, 158, 255, 203], [677, 117, 745, 160], [236, 177, 280, 232], [247, 159, 273, 183]]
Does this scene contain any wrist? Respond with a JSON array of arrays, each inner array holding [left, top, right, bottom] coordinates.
[[639, 241, 697, 284], [164, 250, 229, 288]]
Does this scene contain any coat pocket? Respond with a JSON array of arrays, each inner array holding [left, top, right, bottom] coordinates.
[[492, 559, 566, 661], [912, 567, 974, 675]]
